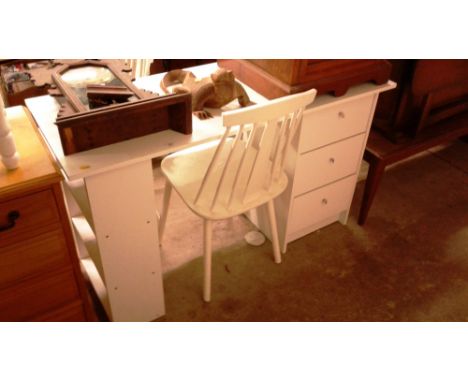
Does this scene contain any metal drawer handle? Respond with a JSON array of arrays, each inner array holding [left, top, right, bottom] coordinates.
[[329, 157, 335, 164], [338, 111, 345, 119], [0, 210, 20, 232], [321, 198, 328, 205]]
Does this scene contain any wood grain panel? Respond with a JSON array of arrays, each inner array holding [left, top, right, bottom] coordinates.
[[1, 105, 93, 322], [0, 189, 60, 248], [31, 300, 87, 322], [0, 226, 69, 288], [0, 267, 80, 321]]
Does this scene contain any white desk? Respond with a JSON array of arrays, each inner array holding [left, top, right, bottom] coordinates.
[[26, 63, 267, 322], [26, 62, 394, 321]]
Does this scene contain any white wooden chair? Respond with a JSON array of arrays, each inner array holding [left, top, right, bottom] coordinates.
[[158, 89, 317, 301]]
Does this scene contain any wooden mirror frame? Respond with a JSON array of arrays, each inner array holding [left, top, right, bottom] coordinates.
[[28, 59, 192, 155], [51, 60, 153, 114]]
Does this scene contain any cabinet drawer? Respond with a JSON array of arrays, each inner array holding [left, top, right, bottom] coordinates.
[[0, 227, 70, 288], [0, 189, 60, 248], [289, 175, 356, 234], [31, 300, 87, 322], [0, 267, 80, 321], [299, 95, 373, 153], [294, 134, 365, 195]]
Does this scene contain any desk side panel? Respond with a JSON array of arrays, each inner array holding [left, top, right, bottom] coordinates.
[[85, 160, 164, 321]]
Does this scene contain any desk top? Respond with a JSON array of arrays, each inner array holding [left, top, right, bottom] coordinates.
[[25, 62, 396, 182], [25, 63, 267, 181]]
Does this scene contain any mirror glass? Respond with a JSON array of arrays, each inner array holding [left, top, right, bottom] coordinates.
[[61, 65, 134, 109]]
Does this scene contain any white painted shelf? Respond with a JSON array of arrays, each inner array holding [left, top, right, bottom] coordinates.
[[64, 178, 94, 229]]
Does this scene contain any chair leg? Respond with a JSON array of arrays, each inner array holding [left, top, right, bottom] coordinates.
[[266, 200, 282, 264], [158, 181, 173, 243], [203, 219, 213, 302]]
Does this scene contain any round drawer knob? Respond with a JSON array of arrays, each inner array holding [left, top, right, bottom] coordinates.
[[338, 111, 345, 119], [321, 198, 328, 205], [329, 157, 335, 164]]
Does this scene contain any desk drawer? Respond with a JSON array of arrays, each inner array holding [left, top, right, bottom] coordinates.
[[0, 227, 70, 288], [289, 175, 356, 234], [299, 95, 373, 153], [0, 189, 60, 248], [294, 134, 365, 196], [0, 267, 80, 321]]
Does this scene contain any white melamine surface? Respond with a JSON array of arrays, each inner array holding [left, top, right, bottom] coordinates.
[[294, 133, 366, 195], [299, 95, 373, 153], [299, 81, 396, 153], [84, 160, 164, 321], [289, 175, 356, 234], [26, 63, 268, 182], [305, 80, 396, 111]]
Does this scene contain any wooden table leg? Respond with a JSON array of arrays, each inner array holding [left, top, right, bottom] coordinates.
[[358, 151, 387, 225]]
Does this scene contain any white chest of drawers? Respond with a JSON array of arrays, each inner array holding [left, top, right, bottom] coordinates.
[[248, 81, 396, 253]]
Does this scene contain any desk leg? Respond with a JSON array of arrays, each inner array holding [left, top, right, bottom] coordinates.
[[85, 160, 164, 321], [358, 152, 386, 225]]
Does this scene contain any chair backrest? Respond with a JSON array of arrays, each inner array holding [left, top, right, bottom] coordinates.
[[194, 88, 317, 211]]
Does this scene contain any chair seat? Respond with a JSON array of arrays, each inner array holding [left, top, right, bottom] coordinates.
[[161, 140, 288, 220]]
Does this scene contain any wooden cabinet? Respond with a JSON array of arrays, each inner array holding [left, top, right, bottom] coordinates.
[[0, 106, 93, 321], [219, 59, 391, 98], [357, 59, 468, 225], [247, 81, 395, 252], [149, 59, 216, 75], [372, 59, 468, 143]]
